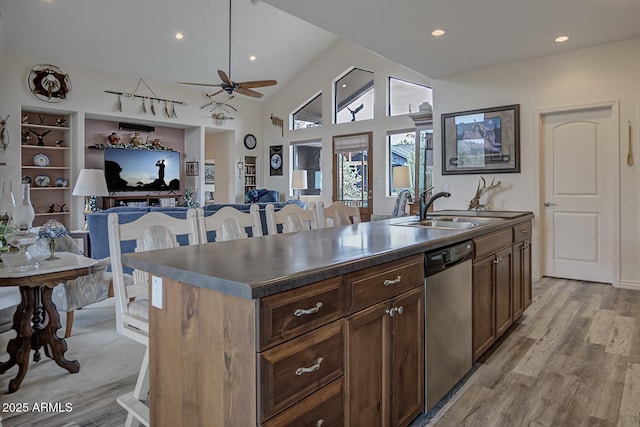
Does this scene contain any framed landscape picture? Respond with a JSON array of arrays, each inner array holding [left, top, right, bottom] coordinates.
[[442, 104, 520, 174]]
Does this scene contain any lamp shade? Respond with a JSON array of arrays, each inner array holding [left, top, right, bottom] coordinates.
[[38, 219, 68, 239], [72, 169, 109, 197], [392, 165, 412, 189], [291, 170, 308, 189]]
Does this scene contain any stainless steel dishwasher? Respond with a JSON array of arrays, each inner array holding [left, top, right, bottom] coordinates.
[[425, 240, 473, 411]]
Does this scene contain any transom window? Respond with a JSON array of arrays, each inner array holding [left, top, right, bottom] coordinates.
[[389, 77, 432, 116], [292, 93, 322, 130], [335, 68, 374, 124]]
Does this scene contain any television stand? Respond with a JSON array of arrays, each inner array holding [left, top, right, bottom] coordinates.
[[102, 194, 183, 209]]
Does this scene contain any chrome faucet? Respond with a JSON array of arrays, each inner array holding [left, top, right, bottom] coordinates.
[[419, 190, 451, 221]]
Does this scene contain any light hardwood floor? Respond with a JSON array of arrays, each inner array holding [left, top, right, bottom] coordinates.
[[415, 277, 640, 427], [1, 278, 639, 426]]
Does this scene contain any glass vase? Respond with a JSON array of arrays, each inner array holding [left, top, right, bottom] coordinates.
[[1, 183, 38, 270]]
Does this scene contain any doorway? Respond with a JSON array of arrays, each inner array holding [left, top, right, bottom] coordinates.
[[332, 132, 373, 221], [540, 104, 619, 284]]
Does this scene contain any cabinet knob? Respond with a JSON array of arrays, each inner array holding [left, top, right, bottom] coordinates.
[[383, 275, 402, 286], [396, 305, 404, 315], [316, 420, 324, 427], [294, 302, 323, 317], [295, 357, 324, 376]]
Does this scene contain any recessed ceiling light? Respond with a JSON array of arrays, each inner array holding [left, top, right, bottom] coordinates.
[[249, 55, 256, 61], [341, 83, 347, 88], [555, 35, 569, 43], [431, 29, 446, 37], [175, 32, 184, 40]]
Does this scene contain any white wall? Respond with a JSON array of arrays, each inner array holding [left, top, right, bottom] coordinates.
[[262, 40, 432, 213], [431, 37, 640, 286]]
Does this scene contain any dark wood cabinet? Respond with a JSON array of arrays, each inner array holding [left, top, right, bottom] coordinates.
[[346, 285, 423, 427], [472, 220, 532, 361]]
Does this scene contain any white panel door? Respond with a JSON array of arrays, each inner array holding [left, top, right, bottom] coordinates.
[[542, 107, 616, 283]]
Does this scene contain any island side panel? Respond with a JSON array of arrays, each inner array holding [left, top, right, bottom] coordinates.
[[150, 277, 258, 426]]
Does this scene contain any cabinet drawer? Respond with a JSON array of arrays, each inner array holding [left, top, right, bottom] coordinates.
[[260, 320, 344, 421], [513, 221, 532, 244], [260, 276, 343, 350], [262, 379, 343, 427], [473, 228, 512, 261], [345, 254, 424, 314]]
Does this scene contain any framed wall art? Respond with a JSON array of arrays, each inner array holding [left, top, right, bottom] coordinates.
[[186, 161, 199, 176], [441, 104, 520, 175], [204, 163, 215, 184], [269, 145, 283, 176]]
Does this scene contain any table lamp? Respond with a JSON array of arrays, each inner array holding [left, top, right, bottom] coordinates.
[[291, 169, 308, 200], [393, 165, 412, 194], [72, 169, 109, 231], [38, 219, 67, 261]]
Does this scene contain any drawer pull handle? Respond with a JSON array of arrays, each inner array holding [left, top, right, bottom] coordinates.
[[316, 420, 324, 427], [383, 275, 402, 286], [521, 229, 528, 234], [294, 302, 323, 317], [295, 357, 324, 376], [493, 257, 503, 264]]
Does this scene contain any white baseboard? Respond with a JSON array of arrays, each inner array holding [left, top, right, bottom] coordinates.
[[615, 280, 640, 291]]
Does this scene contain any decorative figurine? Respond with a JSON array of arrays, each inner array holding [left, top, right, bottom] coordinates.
[[56, 118, 66, 127], [107, 132, 120, 145], [29, 129, 51, 146], [0, 115, 8, 151]]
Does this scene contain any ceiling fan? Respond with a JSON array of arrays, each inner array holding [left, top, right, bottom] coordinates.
[[178, 0, 277, 98]]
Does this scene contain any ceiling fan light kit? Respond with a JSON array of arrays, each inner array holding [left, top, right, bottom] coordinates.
[[178, 0, 277, 98]]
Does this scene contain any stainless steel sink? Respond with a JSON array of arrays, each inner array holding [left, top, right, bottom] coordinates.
[[426, 215, 505, 224], [394, 219, 479, 230], [393, 215, 504, 230]]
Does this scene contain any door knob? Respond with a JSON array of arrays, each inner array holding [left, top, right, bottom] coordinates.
[[543, 201, 557, 207]]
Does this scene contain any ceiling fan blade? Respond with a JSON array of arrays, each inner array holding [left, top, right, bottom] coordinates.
[[236, 87, 263, 98], [218, 70, 232, 85], [178, 82, 222, 88], [237, 80, 278, 89], [208, 89, 226, 97]]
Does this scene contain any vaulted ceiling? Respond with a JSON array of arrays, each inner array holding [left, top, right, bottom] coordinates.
[[2, 0, 640, 101]]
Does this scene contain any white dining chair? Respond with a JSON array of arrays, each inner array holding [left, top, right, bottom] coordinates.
[[316, 200, 362, 227], [265, 203, 317, 234], [107, 209, 199, 427], [195, 204, 262, 242]]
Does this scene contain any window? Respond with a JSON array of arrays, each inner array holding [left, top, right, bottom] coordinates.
[[388, 131, 416, 197], [292, 93, 322, 129], [389, 77, 432, 116], [335, 68, 374, 124], [291, 140, 323, 196]]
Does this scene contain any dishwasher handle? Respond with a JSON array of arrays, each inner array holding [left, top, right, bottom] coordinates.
[[425, 241, 473, 277]]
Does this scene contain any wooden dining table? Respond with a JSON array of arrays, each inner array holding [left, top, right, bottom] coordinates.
[[0, 252, 98, 393]]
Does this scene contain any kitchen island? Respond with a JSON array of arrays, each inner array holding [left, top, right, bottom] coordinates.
[[123, 210, 533, 426]]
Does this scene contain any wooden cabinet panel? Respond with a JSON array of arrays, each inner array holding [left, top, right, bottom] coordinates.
[[391, 287, 424, 427], [512, 242, 524, 319], [260, 320, 344, 421], [345, 301, 389, 427], [515, 238, 533, 310], [495, 247, 513, 337], [262, 379, 344, 427], [345, 254, 423, 315], [473, 228, 512, 261], [260, 276, 343, 350], [345, 286, 424, 427], [472, 256, 496, 361]]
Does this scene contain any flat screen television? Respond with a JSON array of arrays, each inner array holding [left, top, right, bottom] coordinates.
[[104, 148, 180, 192]]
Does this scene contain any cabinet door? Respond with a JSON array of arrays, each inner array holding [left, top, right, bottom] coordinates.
[[495, 247, 513, 338], [472, 256, 495, 361], [390, 287, 424, 427], [345, 301, 391, 427]]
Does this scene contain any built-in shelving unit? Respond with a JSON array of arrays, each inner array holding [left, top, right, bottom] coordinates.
[[20, 108, 73, 228], [244, 156, 256, 194]]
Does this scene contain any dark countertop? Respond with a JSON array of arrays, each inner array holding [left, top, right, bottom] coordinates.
[[122, 210, 533, 299]]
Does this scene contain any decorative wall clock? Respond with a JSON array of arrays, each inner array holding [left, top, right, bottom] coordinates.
[[27, 64, 72, 103], [244, 133, 257, 150]]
